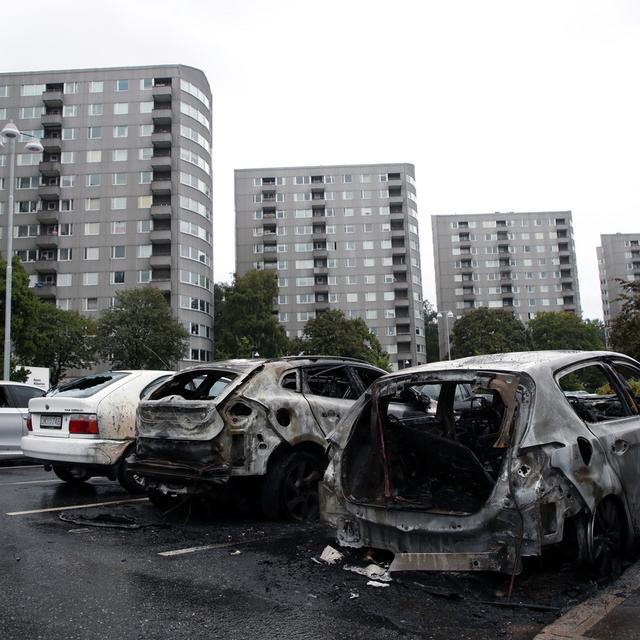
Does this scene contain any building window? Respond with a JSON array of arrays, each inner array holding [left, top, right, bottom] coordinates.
[[112, 149, 128, 162], [85, 198, 100, 211], [88, 126, 102, 139], [115, 79, 129, 92], [113, 125, 128, 138], [86, 150, 102, 163], [111, 197, 127, 210], [84, 223, 100, 236], [137, 245, 152, 258], [86, 174, 101, 187], [83, 273, 99, 286], [138, 270, 152, 283], [111, 246, 126, 259], [113, 173, 128, 186], [88, 103, 103, 116], [111, 221, 126, 234], [113, 103, 129, 115], [111, 271, 125, 284], [84, 247, 99, 260], [89, 81, 103, 93]]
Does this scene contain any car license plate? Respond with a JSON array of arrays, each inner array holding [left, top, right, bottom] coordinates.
[[40, 415, 62, 429]]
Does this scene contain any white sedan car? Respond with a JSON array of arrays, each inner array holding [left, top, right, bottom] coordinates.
[[22, 370, 172, 492]]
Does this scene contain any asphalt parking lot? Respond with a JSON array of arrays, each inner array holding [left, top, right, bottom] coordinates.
[[0, 462, 605, 640]]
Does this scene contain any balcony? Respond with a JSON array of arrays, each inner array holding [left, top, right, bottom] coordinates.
[[36, 209, 59, 225], [151, 155, 172, 171], [41, 136, 62, 153], [38, 185, 60, 200], [39, 161, 61, 177], [150, 204, 172, 220], [36, 234, 59, 249], [151, 279, 172, 293], [150, 229, 172, 244], [151, 131, 172, 148], [41, 113, 63, 127], [150, 254, 172, 268], [42, 90, 63, 107], [33, 284, 56, 299], [152, 84, 172, 103], [151, 180, 172, 195], [152, 108, 172, 125], [34, 259, 57, 273]]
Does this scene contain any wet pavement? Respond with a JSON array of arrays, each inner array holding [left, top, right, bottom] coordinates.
[[0, 462, 613, 640]]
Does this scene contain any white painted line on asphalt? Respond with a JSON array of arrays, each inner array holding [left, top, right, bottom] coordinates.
[[6, 497, 148, 516], [159, 533, 293, 557], [534, 561, 640, 640], [1, 479, 60, 486]]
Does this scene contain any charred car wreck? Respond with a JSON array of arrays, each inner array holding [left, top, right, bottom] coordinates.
[[128, 357, 384, 519], [321, 351, 640, 575]]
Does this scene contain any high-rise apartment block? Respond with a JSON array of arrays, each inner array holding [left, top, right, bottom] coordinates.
[[235, 164, 425, 370], [0, 65, 213, 364], [432, 211, 581, 356], [597, 233, 640, 339]]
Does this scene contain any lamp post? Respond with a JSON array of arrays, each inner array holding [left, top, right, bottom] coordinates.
[[436, 310, 455, 360], [1, 121, 44, 380]]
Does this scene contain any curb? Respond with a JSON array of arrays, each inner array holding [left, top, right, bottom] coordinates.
[[534, 562, 640, 639]]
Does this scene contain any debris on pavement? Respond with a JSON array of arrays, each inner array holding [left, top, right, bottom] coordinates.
[[58, 512, 163, 530], [320, 545, 344, 565], [344, 563, 392, 582], [230, 550, 242, 555], [366, 580, 390, 588]]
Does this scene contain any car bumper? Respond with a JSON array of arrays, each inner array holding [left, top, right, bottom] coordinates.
[[21, 435, 130, 466]]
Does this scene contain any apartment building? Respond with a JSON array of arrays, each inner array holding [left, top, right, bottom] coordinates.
[[432, 211, 581, 357], [0, 65, 213, 364], [597, 233, 640, 341], [235, 163, 425, 370]]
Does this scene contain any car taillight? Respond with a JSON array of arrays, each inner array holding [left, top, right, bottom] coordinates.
[[26, 415, 33, 431], [69, 414, 99, 434]]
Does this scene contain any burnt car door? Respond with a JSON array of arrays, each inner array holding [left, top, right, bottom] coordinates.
[[558, 361, 640, 523], [300, 364, 367, 435]]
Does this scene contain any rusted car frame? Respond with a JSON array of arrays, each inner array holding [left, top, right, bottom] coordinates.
[[321, 351, 640, 574]]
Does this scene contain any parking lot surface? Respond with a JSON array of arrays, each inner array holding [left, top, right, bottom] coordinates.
[[0, 463, 604, 640]]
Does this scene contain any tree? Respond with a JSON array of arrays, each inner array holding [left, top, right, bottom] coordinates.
[[18, 306, 97, 386], [0, 257, 41, 376], [96, 288, 189, 369], [422, 301, 440, 363], [450, 308, 530, 358], [528, 312, 605, 351], [214, 269, 290, 359], [294, 309, 390, 370], [609, 280, 640, 360]]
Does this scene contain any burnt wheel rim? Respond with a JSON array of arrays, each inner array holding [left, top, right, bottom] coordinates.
[[282, 458, 321, 521], [591, 501, 623, 576]]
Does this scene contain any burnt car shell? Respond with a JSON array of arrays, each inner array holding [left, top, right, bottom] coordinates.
[[129, 357, 385, 518], [321, 351, 640, 574]]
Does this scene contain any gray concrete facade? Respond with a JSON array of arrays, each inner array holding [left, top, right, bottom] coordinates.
[[0, 65, 213, 365], [597, 233, 640, 343], [432, 211, 581, 358], [235, 163, 425, 370]]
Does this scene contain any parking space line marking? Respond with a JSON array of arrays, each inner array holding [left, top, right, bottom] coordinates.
[[1, 479, 61, 486], [6, 497, 148, 516]]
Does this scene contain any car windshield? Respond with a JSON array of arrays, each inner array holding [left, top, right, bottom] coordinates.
[[48, 372, 131, 398]]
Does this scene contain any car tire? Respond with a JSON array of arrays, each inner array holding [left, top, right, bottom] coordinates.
[[118, 457, 146, 494], [588, 499, 625, 578], [261, 450, 324, 521], [53, 465, 91, 484]]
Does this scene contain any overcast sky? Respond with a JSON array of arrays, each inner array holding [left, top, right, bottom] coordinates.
[[2, 0, 639, 319]]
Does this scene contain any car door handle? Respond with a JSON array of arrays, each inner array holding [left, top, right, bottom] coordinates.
[[612, 439, 629, 455]]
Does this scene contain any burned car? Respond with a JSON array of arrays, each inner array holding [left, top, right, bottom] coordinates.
[[321, 351, 640, 575], [128, 357, 385, 519]]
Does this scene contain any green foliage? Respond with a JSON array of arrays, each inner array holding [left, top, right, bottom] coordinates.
[[450, 308, 530, 358], [528, 312, 605, 351], [214, 270, 290, 359], [295, 309, 390, 370], [610, 280, 640, 361], [18, 305, 97, 386], [0, 257, 41, 374], [422, 300, 440, 363], [96, 288, 189, 369]]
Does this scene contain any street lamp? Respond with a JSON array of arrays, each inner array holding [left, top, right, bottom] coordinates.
[[1, 121, 44, 380], [436, 310, 455, 360]]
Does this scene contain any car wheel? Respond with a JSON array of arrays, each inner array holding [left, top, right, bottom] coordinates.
[[118, 457, 146, 494], [53, 466, 91, 484], [589, 499, 625, 577], [261, 450, 324, 521]]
